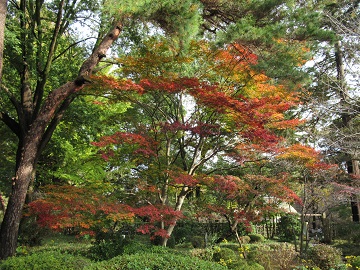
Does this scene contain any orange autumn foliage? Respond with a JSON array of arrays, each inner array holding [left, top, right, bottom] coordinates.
[[87, 40, 308, 240], [27, 185, 134, 236], [277, 144, 320, 166]]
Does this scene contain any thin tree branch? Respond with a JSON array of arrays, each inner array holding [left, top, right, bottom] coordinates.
[[53, 37, 95, 62], [0, 111, 21, 137]]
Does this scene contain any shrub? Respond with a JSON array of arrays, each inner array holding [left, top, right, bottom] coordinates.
[[191, 236, 205, 248], [122, 241, 151, 255], [0, 251, 92, 270], [172, 221, 204, 244], [22, 233, 92, 258], [88, 231, 130, 261], [334, 220, 360, 244], [248, 243, 298, 270], [230, 258, 265, 270], [352, 256, 360, 268], [88, 250, 227, 270], [346, 256, 360, 269], [213, 247, 237, 262], [307, 244, 344, 270], [211, 244, 265, 269], [190, 248, 214, 261], [248, 233, 265, 243], [246, 262, 266, 270], [219, 242, 241, 251], [277, 213, 301, 241], [176, 241, 193, 248], [239, 235, 251, 244], [18, 216, 50, 247], [167, 236, 176, 248]]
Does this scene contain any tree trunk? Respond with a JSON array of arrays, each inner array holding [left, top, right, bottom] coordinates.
[[322, 213, 333, 244], [0, 82, 82, 259], [350, 161, 360, 222], [161, 187, 188, 247], [351, 199, 360, 222], [0, 0, 6, 80], [215, 216, 239, 244], [0, 146, 36, 259], [0, 20, 123, 260]]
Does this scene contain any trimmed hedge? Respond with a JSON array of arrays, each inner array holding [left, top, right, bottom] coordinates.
[[213, 247, 237, 262], [88, 251, 227, 270], [248, 234, 265, 243], [0, 251, 92, 270]]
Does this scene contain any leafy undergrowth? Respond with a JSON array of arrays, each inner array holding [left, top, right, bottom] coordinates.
[[88, 250, 228, 270], [0, 251, 93, 270], [0, 235, 226, 270], [333, 240, 360, 257], [16, 233, 93, 258], [0, 235, 356, 270]]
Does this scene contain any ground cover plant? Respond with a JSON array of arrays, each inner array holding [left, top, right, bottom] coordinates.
[[1, 232, 358, 270]]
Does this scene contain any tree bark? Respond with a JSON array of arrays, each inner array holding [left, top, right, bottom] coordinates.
[[0, 20, 123, 260], [161, 187, 189, 247], [0, 0, 6, 81]]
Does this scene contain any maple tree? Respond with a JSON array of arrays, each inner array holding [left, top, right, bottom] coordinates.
[[91, 38, 308, 246], [199, 173, 301, 244], [276, 143, 343, 254], [26, 185, 134, 237]]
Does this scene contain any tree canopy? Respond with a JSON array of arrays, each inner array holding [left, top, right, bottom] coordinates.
[[0, 0, 359, 259]]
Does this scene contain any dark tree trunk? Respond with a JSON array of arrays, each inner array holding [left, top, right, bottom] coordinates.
[[0, 146, 36, 259], [351, 201, 360, 222], [0, 81, 83, 259], [0, 20, 123, 260]]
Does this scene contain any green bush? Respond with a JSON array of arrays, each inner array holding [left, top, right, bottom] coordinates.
[[352, 256, 360, 268], [18, 216, 49, 247], [122, 241, 151, 255], [211, 245, 265, 270], [88, 250, 227, 270], [277, 213, 301, 241], [334, 220, 360, 244], [244, 262, 265, 270], [167, 236, 176, 248], [176, 241, 193, 248], [231, 259, 265, 270], [248, 233, 265, 243], [172, 221, 204, 245], [219, 242, 241, 251], [28, 233, 93, 257], [0, 251, 92, 270], [191, 236, 205, 248], [307, 244, 344, 270], [88, 231, 130, 261], [213, 246, 237, 263], [346, 256, 360, 269]]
